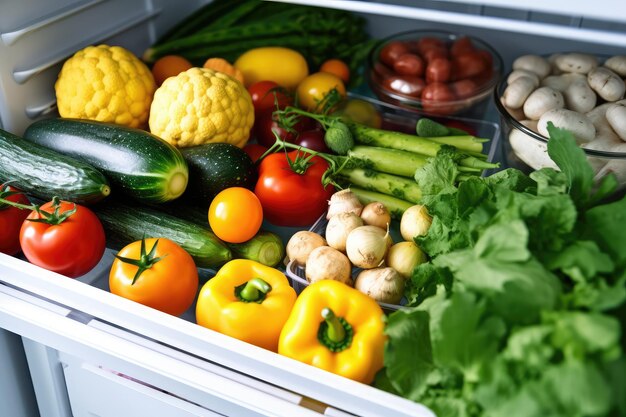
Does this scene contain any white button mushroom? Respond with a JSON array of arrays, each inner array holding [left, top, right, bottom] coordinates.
[[538, 108, 596, 144]]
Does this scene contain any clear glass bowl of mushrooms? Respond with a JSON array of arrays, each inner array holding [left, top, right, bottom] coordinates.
[[495, 53, 626, 191]]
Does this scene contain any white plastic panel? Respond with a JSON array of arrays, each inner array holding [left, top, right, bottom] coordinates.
[[0, 0, 205, 135], [0, 284, 326, 417], [272, 0, 626, 46], [0, 251, 434, 417], [431, 0, 626, 23], [62, 357, 221, 417]]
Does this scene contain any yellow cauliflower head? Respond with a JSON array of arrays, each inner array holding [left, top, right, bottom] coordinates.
[[148, 67, 254, 148], [55, 45, 156, 128]]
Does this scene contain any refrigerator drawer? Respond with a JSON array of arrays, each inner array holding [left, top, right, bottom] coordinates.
[[0, 282, 326, 417], [61, 354, 220, 417]]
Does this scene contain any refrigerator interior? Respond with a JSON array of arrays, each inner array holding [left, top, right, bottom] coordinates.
[[1, 1, 625, 416]]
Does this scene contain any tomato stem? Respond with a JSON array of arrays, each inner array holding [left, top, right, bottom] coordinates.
[[0, 183, 32, 211], [0, 192, 76, 225], [25, 197, 77, 226], [114, 237, 167, 285]]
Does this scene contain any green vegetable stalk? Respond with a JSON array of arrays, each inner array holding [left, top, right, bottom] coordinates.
[[336, 168, 422, 203]]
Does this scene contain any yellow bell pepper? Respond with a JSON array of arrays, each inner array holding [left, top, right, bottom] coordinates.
[[278, 280, 386, 384], [196, 259, 297, 352]]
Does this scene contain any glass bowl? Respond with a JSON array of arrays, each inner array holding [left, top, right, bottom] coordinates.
[[494, 75, 626, 190], [368, 30, 503, 119]]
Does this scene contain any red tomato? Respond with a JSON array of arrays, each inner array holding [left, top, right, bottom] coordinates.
[[373, 62, 394, 78], [450, 78, 478, 98], [254, 150, 334, 226], [421, 47, 448, 64], [294, 130, 331, 153], [254, 110, 315, 147], [19, 199, 105, 277], [382, 75, 425, 97], [450, 36, 476, 57], [421, 83, 457, 114], [248, 81, 293, 114], [243, 143, 269, 162], [0, 185, 31, 255], [452, 52, 487, 80], [393, 54, 425, 77], [417, 37, 446, 54], [379, 41, 410, 66], [426, 58, 452, 83]]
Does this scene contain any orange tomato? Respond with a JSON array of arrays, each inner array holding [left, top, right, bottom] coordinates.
[[109, 238, 198, 316], [209, 187, 263, 243], [296, 72, 346, 111], [151, 55, 193, 86], [320, 59, 350, 84]]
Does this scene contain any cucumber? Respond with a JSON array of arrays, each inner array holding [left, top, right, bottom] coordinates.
[[155, 202, 285, 267], [23, 118, 188, 203], [180, 143, 257, 207], [0, 128, 110, 204], [93, 200, 232, 269]]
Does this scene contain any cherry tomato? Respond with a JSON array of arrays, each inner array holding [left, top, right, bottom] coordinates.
[[421, 47, 449, 63], [450, 36, 476, 57], [421, 83, 457, 114], [0, 184, 31, 256], [209, 187, 263, 243], [373, 62, 394, 78], [254, 110, 315, 147], [294, 130, 331, 153], [393, 53, 425, 77], [452, 52, 487, 80], [417, 37, 446, 55], [20, 199, 105, 277], [109, 238, 198, 316], [382, 75, 425, 97], [296, 72, 346, 111], [426, 58, 452, 83], [243, 143, 269, 162], [320, 59, 350, 84], [450, 78, 478, 98], [248, 81, 293, 114], [255, 150, 334, 226], [379, 41, 410, 67]]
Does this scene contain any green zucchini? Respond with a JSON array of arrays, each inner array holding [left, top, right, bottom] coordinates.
[[155, 202, 285, 267], [0, 128, 110, 204], [23, 118, 188, 203], [180, 143, 257, 207], [93, 200, 231, 269]]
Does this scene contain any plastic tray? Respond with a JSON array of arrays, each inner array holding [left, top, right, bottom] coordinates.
[[284, 94, 502, 311], [285, 214, 406, 312]]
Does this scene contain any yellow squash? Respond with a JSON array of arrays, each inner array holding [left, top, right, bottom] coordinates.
[[149, 67, 254, 148], [278, 280, 386, 384], [234, 47, 308, 89], [196, 259, 297, 352], [55, 45, 156, 128]]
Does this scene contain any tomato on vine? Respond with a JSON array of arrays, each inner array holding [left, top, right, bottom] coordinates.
[[19, 197, 106, 277], [0, 183, 31, 256]]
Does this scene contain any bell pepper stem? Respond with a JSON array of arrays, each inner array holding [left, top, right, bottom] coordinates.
[[321, 308, 346, 343], [239, 277, 272, 302]]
